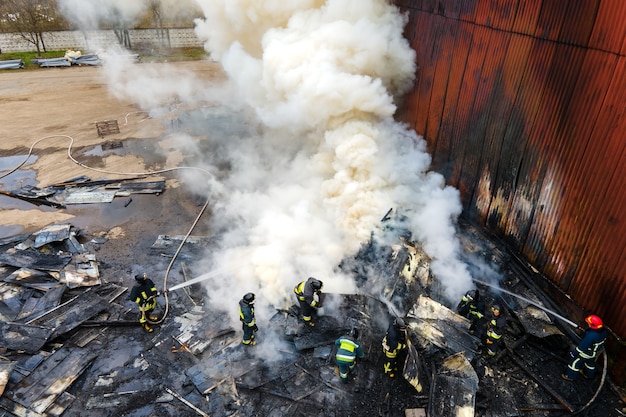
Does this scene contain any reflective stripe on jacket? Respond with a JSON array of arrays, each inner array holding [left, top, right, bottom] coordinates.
[[575, 328, 608, 359], [335, 337, 364, 363], [294, 279, 320, 307], [238, 299, 256, 327], [130, 279, 158, 306], [294, 281, 306, 301]]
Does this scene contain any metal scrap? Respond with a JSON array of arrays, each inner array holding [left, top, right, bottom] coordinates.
[[0, 59, 24, 70]]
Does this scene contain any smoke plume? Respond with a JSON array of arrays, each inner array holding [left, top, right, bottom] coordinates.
[[58, 0, 478, 322]]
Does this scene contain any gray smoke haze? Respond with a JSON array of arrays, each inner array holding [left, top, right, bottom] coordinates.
[[58, 0, 201, 30], [57, 0, 484, 327]]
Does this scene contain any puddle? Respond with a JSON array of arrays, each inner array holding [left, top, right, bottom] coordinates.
[[0, 154, 38, 190], [0, 155, 40, 215], [82, 138, 169, 167], [0, 224, 25, 238]]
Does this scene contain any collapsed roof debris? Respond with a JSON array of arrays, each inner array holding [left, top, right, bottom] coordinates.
[[0, 176, 165, 207], [0, 215, 623, 416]]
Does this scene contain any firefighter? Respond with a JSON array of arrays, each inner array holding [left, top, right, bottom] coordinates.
[[382, 317, 408, 378], [129, 272, 160, 333], [335, 328, 365, 382], [239, 292, 258, 346], [293, 277, 323, 327], [562, 315, 608, 381], [484, 304, 506, 357], [457, 289, 486, 338]]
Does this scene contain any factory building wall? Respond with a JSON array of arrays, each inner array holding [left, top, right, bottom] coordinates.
[[394, 0, 626, 382]]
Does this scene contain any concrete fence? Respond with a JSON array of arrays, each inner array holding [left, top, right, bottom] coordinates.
[[0, 28, 203, 53]]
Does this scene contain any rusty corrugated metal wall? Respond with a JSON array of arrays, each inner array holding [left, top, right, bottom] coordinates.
[[394, 0, 626, 380]]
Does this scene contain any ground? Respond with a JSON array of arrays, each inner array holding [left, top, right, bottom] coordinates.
[[0, 63, 625, 417]]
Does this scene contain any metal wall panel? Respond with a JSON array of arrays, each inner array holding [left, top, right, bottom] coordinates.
[[511, 0, 542, 35], [588, 0, 626, 52], [396, 0, 626, 381]]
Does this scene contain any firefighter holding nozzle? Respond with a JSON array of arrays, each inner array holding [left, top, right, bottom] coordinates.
[[562, 314, 608, 382], [129, 272, 162, 333], [457, 289, 486, 339], [382, 317, 408, 378]]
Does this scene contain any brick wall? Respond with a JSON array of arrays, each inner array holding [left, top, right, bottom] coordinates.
[[0, 28, 203, 53]]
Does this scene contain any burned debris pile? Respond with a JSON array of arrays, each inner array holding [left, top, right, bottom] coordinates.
[[0, 216, 624, 417], [1, 175, 165, 208]]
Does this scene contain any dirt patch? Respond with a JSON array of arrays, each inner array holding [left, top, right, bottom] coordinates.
[[0, 61, 221, 235]]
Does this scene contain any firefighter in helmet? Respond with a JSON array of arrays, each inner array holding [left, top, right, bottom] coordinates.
[[562, 315, 608, 381], [457, 289, 486, 338], [484, 304, 506, 357], [129, 272, 160, 333], [335, 327, 365, 382], [239, 292, 258, 346], [293, 277, 323, 327], [382, 317, 408, 378]]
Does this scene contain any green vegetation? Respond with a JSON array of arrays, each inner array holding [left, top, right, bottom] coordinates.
[[139, 47, 208, 63], [0, 47, 208, 71]]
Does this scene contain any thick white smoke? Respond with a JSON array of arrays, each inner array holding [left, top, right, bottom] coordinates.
[[58, 0, 476, 322], [192, 0, 474, 308]]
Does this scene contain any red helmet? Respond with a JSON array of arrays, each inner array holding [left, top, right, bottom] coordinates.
[[585, 315, 603, 329]]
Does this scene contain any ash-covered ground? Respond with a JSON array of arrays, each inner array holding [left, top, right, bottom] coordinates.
[[0, 115, 623, 417], [1, 186, 624, 417]]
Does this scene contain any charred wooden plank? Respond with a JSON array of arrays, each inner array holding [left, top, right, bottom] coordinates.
[[15, 284, 65, 322], [45, 391, 76, 417], [428, 352, 479, 417], [0, 396, 45, 417], [111, 180, 166, 194], [0, 361, 17, 396], [28, 289, 108, 339], [59, 253, 101, 289], [403, 338, 423, 392], [0, 322, 53, 353], [48, 176, 144, 188], [0, 249, 72, 272], [3, 268, 60, 291], [9, 347, 97, 414], [506, 344, 574, 413]]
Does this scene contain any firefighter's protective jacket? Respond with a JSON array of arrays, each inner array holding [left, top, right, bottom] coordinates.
[[486, 313, 506, 341], [129, 278, 158, 309], [335, 336, 364, 364], [457, 295, 485, 321], [238, 299, 256, 328], [573, 327, 608, 359], [383, 323, 407, 358], [294, 278, 322, 308]]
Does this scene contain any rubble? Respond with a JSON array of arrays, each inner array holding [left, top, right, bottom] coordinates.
[[0, 205, 624, 416]]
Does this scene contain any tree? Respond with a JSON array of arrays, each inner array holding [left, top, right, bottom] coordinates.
[[148, 0, 169, 48], [0, 0, 66, 55]]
